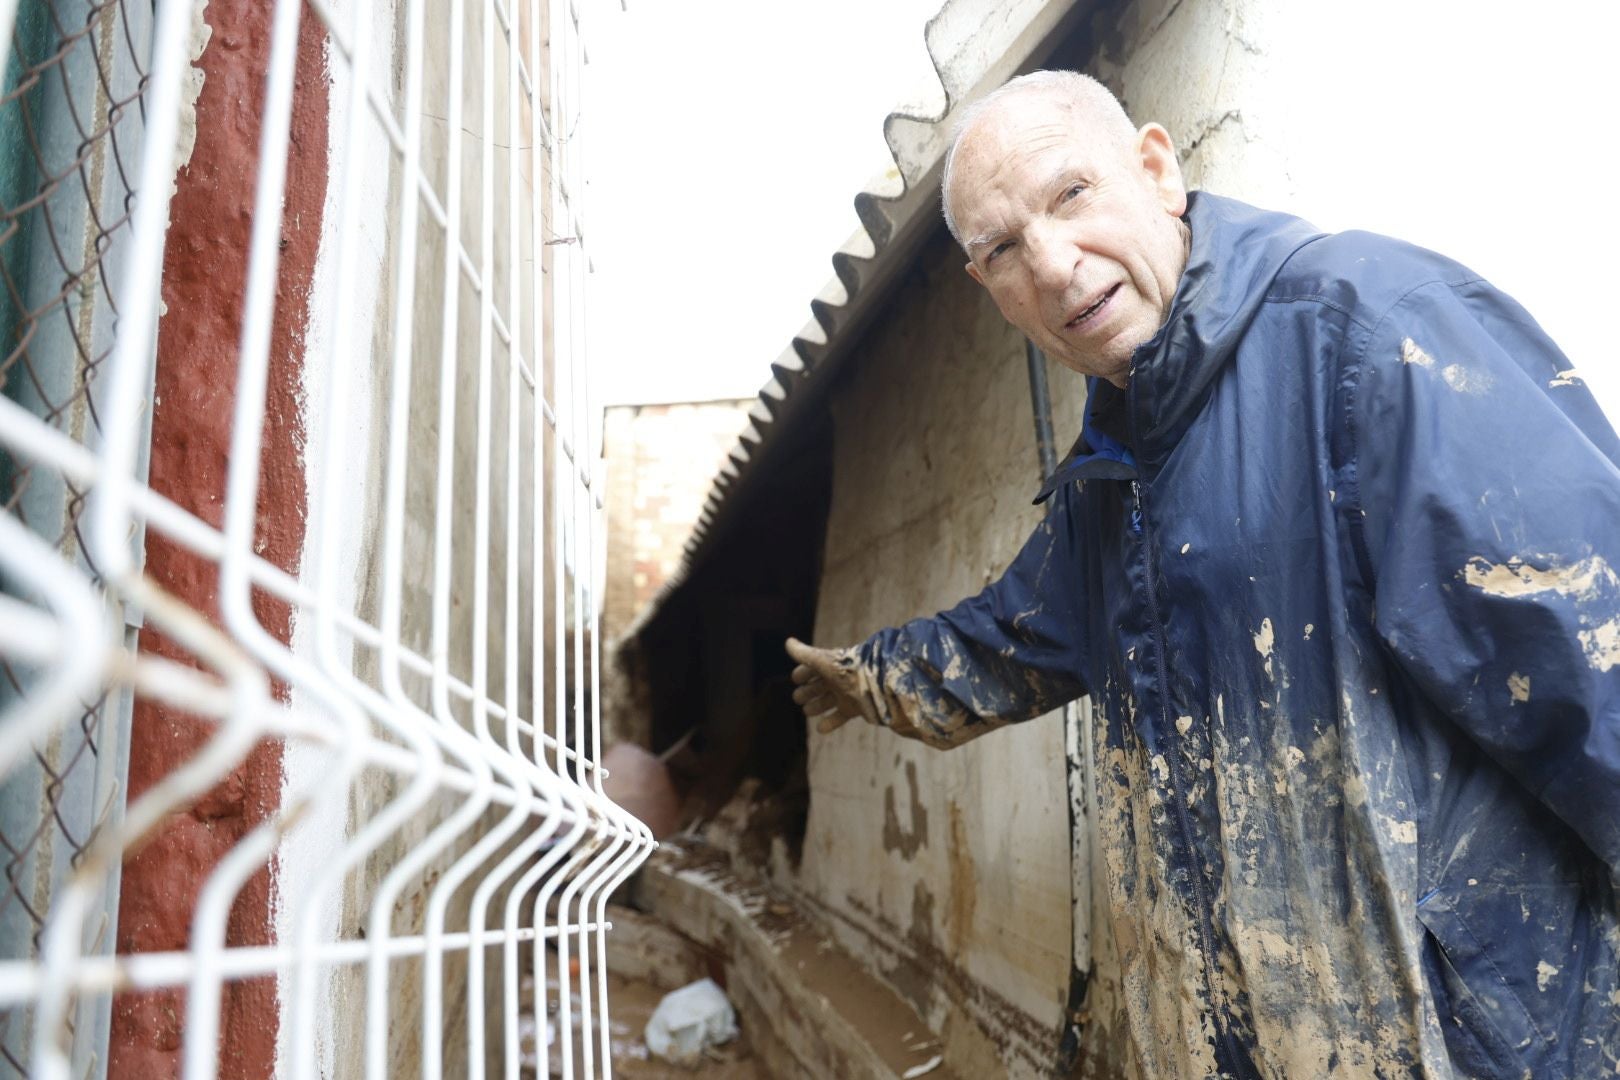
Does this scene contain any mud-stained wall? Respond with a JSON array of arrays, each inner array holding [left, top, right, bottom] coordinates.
[[801, 224, 1089, 1079], [601, 399, 752, 648]]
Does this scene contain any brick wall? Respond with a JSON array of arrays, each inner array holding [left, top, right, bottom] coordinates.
[[601, 399, 751, 645]]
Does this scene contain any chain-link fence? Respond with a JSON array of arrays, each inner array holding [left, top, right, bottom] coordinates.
[[0, 0, 151, 1071]]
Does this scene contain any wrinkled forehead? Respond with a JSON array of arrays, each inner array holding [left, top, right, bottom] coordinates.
[[947, 92, 1120, 220]]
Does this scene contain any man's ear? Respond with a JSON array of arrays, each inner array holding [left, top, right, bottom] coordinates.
[[965, 260, 984, 286], [1137, 122, 1188, 217]]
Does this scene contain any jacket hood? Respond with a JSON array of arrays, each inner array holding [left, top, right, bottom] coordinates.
[[1035, 192, 1323, 502]]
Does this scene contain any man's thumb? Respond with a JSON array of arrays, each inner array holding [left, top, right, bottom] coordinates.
[[784, 636, 817, 666]]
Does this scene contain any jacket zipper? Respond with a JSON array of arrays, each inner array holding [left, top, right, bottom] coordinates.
[[1127, 397, 1247, 1077]]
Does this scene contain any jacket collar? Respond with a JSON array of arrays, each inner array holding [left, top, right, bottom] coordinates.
[[1034, 378, 1136, 504], [1034, 193, 1324, 503]]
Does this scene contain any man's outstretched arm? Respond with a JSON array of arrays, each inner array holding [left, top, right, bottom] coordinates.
[[787, 488, 1091, 749]]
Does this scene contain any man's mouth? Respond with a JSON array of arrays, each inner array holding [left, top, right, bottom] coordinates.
[[1065, 284, 1121, 331]]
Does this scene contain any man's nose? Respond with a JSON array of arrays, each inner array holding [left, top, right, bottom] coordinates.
[[1023, 226, 1079, 292]]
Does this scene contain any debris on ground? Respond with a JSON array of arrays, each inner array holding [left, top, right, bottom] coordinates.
[[636, 837, 955, 1079], [902, 1053, 945, 1078], [644, 977, 739, 1066], [517, 946, 769, 1078]]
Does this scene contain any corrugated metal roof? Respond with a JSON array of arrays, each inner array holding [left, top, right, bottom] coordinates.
[[624, 0, 1086, 640]]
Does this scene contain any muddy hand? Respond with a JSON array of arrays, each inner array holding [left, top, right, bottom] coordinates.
[[785, 637, 874, 734]]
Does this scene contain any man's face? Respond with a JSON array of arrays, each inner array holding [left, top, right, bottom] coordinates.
[[949, 95, 1189, 388]]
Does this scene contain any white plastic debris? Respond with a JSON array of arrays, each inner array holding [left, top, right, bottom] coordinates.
[[644, 977, 739, 1065], [902, 1053, 944, 1078]]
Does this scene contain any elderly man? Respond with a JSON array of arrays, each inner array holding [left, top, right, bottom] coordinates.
[[787, 71, 1620, 1079]]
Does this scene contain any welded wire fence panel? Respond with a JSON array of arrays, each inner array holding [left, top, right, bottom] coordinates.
[[0, 0, 652, 1075]]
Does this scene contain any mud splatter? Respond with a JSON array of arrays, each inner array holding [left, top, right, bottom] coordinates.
[[1272, 746, 1305, 796], [1578, 617, 1620, 673], [1095, 734, 1223, 1080], [1440, 363, 1493, 394], [1400, 338, 1434, 368], [1400, 337, 1492, 393], [1537, 960, 1560, 992], [1508, 672, 1531, 703], [1461, 554, 1618, 601], [1253, 618, 1275, 679], [1549, 370, 1583, 388]]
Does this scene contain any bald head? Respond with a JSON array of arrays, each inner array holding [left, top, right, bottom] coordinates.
[[942, 71, 1138, 248]]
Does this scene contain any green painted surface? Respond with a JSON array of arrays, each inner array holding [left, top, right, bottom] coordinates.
[[0, 0, 52, 397]]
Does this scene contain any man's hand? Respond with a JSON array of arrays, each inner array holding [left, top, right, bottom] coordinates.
[[786, 637, 877, 735]]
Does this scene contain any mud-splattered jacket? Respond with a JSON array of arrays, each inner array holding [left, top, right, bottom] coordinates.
[[855, 192, 1620, 1079]]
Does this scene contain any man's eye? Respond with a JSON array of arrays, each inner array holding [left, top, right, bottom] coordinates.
[[986, 240, 1013, 264], [1061, 182, 1087, 202]]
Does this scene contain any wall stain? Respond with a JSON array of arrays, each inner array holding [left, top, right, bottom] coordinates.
[[947, 801, 976, 955], [910, 881, 936, 945], [882, 760, 929, 858], [835, 891, 1060, 1076]]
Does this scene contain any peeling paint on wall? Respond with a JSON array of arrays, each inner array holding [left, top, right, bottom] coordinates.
[[109, 1, 328, 1075]]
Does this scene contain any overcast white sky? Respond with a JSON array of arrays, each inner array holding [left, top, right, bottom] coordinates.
[[582, 2, 1620, 421], [584, 0, 944, 407]]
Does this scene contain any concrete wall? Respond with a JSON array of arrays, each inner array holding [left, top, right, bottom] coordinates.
[[278, 0, 551, 1073], [800, 225, 1092, 1078]]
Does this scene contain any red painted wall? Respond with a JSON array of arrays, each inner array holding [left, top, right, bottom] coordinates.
[[108, 3, 328, 1077]]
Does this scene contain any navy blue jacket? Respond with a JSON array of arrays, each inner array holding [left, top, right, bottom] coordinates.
[[853, 193, 1620, 1078]]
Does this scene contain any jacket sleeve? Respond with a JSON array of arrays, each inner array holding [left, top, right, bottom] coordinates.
[[1350, 276, 1620, 876], [852, 482, 1090, 750]]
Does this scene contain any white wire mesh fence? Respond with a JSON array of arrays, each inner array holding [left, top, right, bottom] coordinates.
[[0, 0, 653, 1074]]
